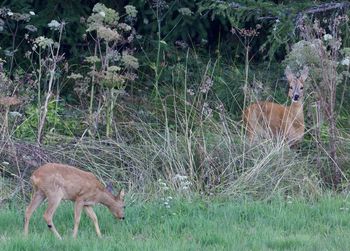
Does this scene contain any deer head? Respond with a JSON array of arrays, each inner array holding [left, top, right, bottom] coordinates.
[[106, 182, 125, 220], [285, 66, 309, 103]]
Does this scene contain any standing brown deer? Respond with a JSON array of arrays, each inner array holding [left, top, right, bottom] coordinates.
[[243, 66, 309, 146], [24, 163, 125, 239]]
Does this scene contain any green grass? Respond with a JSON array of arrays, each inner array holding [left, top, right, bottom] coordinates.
[[1, 196, 350, 251]]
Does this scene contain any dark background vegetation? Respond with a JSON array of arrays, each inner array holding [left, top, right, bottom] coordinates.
[[1, 1, 349, 102]]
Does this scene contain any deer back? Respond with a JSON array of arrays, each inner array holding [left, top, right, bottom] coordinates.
[[31, 163, 105, 201]]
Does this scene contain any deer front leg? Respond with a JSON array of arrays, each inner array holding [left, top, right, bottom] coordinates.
[[84, 206, 102, 238], [72, 201, 84, 239]]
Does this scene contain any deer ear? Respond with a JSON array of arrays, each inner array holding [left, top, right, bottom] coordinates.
[[285, 66, 294, 82], [299, 66, 309, 82], [117, 188, 125, 200], [106, 182, 114, 194]]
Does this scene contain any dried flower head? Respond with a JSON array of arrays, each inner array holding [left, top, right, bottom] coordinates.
[[200, 76, 213, 93], [175, 40, 188, 49], [118, 23, 132, 32], [122, 52, 139, 69], [10, 12, 30, 22], [202, 102, 213, 118], [107, 66, 121, 72], [85, 56, 101, 64], [152, 0, 168, 10], [34, 36, 54, 49], [25, 24, 37, 32], [97, 26, 121, 42]]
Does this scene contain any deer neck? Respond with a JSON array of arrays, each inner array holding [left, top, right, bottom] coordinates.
[[98, 190, 115, 207], [289, 100, 304, 120]]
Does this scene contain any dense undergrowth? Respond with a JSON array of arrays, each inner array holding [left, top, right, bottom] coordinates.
[[0, 1, 350, 206]]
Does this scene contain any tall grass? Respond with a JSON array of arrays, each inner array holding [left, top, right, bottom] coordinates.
[[1, 72, 323, 201]]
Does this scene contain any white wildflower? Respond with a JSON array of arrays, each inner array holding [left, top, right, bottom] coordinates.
[[178, 8, 193, 16], [187, 89, 194, 96], [48, 20, 61, 30], [24, 51, 32, 58], [9, 111, 22, 117], [173, 174, 188, 181], [107, 66, 121, 72], [125, 5, 138, 18], [85, 56, 100, 64], [323, 34, 333, 41], [99, 11, 106, 17], [7, 11, 13, 16], [67, 73, 83, 79], [29, 11, 35, 16], [341, 57, 350, 66]]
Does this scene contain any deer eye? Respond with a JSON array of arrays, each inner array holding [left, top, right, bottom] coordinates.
[[300, 87, 304, 90], [289, 86, 293, 89]]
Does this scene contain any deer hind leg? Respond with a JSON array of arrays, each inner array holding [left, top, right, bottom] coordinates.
[[84, 206, 101, 238], [43, 192, 63, 240], [24, 190, 46, 236]]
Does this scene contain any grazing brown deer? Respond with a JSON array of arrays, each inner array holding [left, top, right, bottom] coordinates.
[[24, 163, 125, 239], [243, 66, 308, 147]]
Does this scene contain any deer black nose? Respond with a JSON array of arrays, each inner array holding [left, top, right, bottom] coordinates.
[[293, 94, 299, 101]]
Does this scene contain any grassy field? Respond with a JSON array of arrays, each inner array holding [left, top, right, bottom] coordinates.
[[1, 195, 350, 251]]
